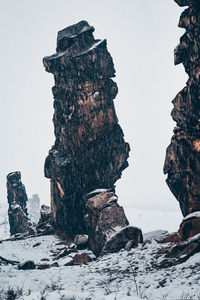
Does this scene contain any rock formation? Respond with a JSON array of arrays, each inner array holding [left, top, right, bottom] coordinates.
[[27, 194, 40, 224], [164, 0, 200, 217], [36, 205, 55, 235], [84, 191, 143, 255], [7, 172, 32, 235], [161, 0, 200, 260], [43, 20, 142, 254]]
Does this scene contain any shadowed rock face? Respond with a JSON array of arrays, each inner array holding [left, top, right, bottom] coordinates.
[[43, 21, 130, 234], [164, 0, 200, 217]]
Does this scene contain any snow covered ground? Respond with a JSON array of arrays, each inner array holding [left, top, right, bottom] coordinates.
[[0, 202, 9, 240], [123, 201, 182, 233], [0, 233, 200, 300]]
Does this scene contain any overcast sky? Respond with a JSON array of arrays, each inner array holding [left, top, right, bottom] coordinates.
[[0, 0, 187, 232]]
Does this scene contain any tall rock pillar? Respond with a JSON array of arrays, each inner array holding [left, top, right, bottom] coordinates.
[[7, 171, 31, 235], [164, 0, 200, 217], [43, 21, 130, 235]]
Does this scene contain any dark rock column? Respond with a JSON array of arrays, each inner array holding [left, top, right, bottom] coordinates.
[[7, 172, 28, 215], [7, 172, 32, 235], [164, 0, 200, 217], [43, 21, 130, 235]]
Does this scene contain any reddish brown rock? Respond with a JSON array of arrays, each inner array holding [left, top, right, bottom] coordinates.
[[85, 192, 142, 255], [72, 253, 92, 265], [158, 232, 181, 244], [164, 0, 200, 217], [166, 235, 200, 265], [43, 21, 130, 236], [159, 0, 200, 264], [178, 213, 200, 240], [102, 226, 143, 254]]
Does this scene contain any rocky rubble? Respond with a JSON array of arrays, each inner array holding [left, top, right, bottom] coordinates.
[[43, 20, 142, 253]]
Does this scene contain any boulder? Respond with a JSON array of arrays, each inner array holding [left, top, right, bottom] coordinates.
[[178, 212, 200, 241], [74, 235, 88, 249], [102, 226, 143, 254], [85, 192, 142, 255], [18, 260, 36, 270], [72, 253, 92, 265], [8, 203, 33, 236], [38, 205, 52, 224]]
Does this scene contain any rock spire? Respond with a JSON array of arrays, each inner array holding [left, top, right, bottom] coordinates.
[[164, 0, 200, 217], [43, 21, 130, 235], [7, 172, 31, 235]]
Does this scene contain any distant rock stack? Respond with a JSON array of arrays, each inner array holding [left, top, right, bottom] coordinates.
[[7, 172, 32, 235], [43, 21, 142, 253], [28, 194, 40, 224], [164, 0, 200, 217]]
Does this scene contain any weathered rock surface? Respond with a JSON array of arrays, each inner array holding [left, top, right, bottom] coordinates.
[[7, 172, 28, 215], [164, 0, 200, 217], [36, 205, 55, 235], [178, 212, 200, 240], [43, 21, 130, 239], [160, 0, 200, 264], [8, 203, 33, 236], [84, 191, 142, 255], [7, 172, 33, 236]]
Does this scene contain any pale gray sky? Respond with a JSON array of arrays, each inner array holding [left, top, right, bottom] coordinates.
[[0, 0, 187, 231]]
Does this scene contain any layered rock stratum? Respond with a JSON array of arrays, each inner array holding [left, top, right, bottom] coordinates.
[[43, 20, 141, 254]]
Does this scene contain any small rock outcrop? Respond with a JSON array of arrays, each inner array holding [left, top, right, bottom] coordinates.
[[43, 20, 140, 253], [7, 172, 33, 236], [164, 0, 200, 218]]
